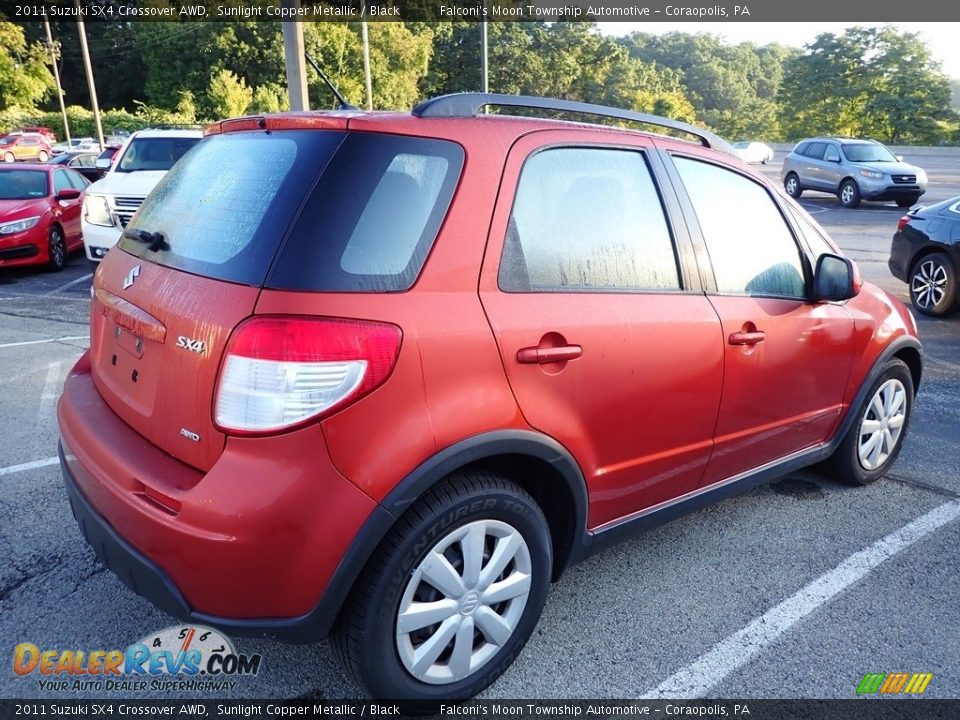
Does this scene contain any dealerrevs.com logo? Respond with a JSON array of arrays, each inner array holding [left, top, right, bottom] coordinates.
[[13, 625, 262, 692]]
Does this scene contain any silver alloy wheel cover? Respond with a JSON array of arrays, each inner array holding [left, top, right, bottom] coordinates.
[[786, 176, 797, 194], [395, 519, 532, 685], [911, 259, 948, 310], [841, 184, 855, 204], [858, 378, 907, 471]]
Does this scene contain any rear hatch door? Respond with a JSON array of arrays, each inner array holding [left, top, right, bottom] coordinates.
[[89, 127, 348, 471]]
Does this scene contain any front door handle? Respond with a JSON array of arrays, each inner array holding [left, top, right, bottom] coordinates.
[[728, 330, 766, 346], [517, 345, 582, 364]]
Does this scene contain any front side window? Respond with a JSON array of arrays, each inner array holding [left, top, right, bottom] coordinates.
[[785, 203, 836, 259], [674, 157, 806, 299], [53, 170, 73, 194], [500, 147, 680, 292], [824, 145, 841, 163]]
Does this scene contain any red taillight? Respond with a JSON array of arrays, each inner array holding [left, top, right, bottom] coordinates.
[[897, 215, 911, 232], [214, 316, 401, 435]]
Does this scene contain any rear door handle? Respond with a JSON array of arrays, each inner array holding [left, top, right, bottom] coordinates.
[[728, 331, 766, 346], [516, 345, 582, 364]]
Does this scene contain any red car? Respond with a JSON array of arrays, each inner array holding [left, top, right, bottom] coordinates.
[[14, 126, 57, 144], [0, 164, 87, 270], [1, 134, 52, 163], [57, 95, 921, 706]]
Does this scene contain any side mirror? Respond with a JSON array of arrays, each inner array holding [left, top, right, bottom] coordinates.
[[56, 188, 82, 201], [95, 158, 111, 169], [813, 253, 861, 301]]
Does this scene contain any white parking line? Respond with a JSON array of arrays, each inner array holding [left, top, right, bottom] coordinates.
[[35, 361, 63, 457], [0, 457, 59, 477], [642, 499, 960, 699], [0, 336, 88, 349], [45, 273, 93, 296]]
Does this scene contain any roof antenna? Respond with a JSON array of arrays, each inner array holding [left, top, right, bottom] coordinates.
[[304, 52, 360, 111]]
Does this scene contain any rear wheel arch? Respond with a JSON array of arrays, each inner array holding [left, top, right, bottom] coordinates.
[[323, 430, 590, 635], [376, 430, 590, 581]]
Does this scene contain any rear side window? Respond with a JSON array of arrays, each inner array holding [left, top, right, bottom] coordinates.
[[674, 157, 806, 299], [270, 133, 463, 292], [499, 147, 679, 292], [803, 142, 826, 160]]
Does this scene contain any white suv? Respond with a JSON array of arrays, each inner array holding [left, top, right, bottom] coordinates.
[[82, 128, 202, 265]]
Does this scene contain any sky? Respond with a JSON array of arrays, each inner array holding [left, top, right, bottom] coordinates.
[[599, 22, 960, 79]]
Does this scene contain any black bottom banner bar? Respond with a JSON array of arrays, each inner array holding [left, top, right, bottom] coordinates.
[[1, 700, 958, 720]]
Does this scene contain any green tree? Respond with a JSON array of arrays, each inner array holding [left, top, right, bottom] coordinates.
[[207, 69, 252, 119], [779, 27, 956, 143], [621, 32, 793, 139], [0, 21, 54, 110], [304, 22, 432, 110], [249, 84, 286, 114]]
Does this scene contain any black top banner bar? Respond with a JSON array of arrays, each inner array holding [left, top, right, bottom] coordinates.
[[6, 0, 960, 22]]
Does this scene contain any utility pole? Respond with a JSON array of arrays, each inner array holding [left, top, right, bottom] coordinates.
[[481, 22, 489, 94], [43, 18, 70, 144], [361, 21, 373, 111], [75, 1, 104, 148], [281, 0, 309, 110]]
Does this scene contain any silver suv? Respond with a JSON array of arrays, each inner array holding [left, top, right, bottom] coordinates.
[[781, 137, 927, 209]]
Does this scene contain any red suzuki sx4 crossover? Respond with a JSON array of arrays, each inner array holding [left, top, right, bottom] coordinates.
[[58, 95, 921, 707]]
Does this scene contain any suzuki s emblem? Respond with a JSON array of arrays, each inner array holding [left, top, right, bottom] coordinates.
[[176, 336, 206, 354], [123, 265, 141, 290]]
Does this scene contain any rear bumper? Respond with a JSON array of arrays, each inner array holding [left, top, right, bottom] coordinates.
[[888, 230, 915, 282], [58, 352, 380, 640]]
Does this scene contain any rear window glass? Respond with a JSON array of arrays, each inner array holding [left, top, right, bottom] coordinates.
[[120, 131, 346, 285], [269, 133, 464, 292], [117, 136, 201, 173], [120, 131, 464, 291]]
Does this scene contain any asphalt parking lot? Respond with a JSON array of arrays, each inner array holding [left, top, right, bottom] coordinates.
[[1, 153, 958, 702]]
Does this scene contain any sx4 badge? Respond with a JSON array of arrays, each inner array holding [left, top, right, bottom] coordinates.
[[12, 625, 262, 692]]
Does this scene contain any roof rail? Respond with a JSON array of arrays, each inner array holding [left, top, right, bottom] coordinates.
[[412, 93, 734, 155]]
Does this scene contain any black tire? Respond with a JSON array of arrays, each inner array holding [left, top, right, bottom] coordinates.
[[48, 226, 67, 271], [332, 473, 552, 711], [784, 172, 802, 198], [896, 196, 920, 209], [37, 150, 49, 162], [823, 358, 913, 486], [909, 251, 959, 317], [839, 179, 861, 208]]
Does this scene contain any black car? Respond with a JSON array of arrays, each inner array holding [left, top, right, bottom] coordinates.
[[46, 151, 102, 182], [889, 197, 960, 317]]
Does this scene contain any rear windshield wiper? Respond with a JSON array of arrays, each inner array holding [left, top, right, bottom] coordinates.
[[123, 228, 169, 253]]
